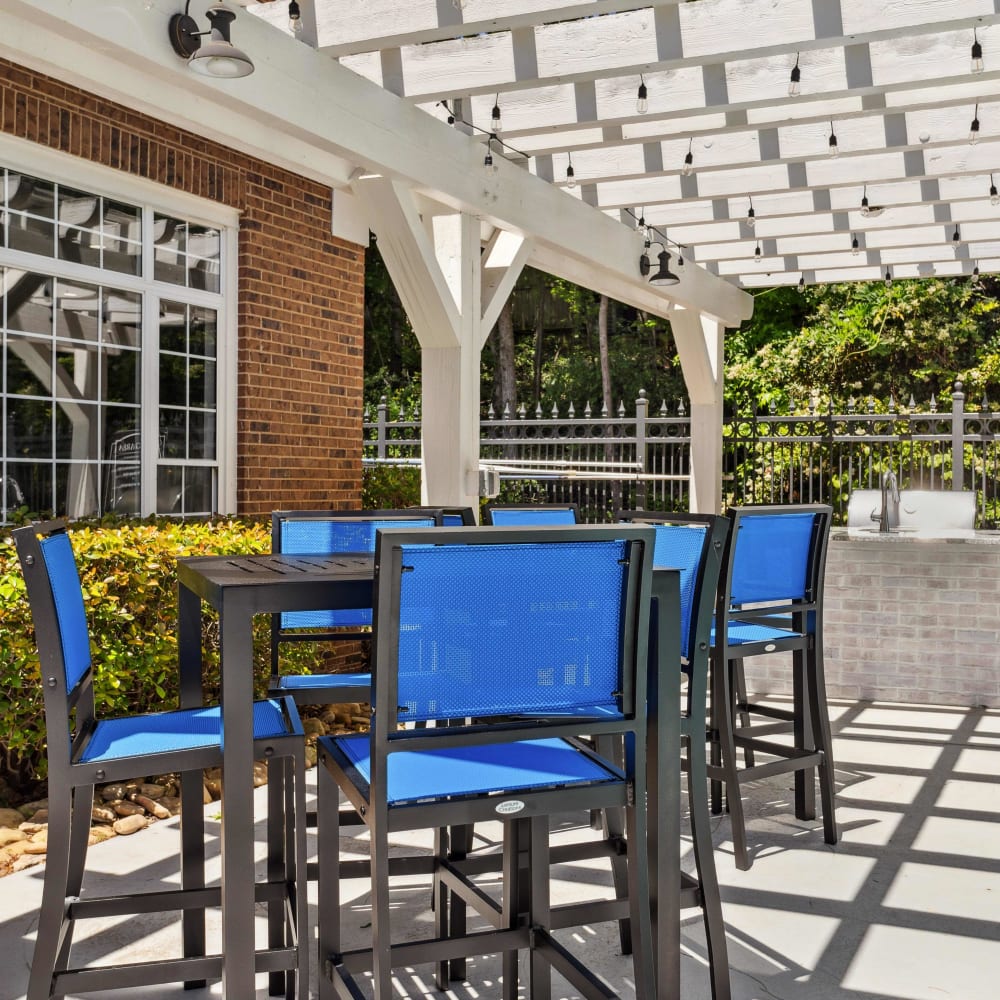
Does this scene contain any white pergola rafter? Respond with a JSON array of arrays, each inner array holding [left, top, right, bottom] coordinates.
[[240, 0, 1000, 288]]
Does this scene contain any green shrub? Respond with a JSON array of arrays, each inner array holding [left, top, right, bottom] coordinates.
[[362, 465, 421, 509], [0, 517, 319, 798]]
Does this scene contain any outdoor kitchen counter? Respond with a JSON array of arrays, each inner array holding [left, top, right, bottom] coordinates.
[[750, 530, 1000, 708]]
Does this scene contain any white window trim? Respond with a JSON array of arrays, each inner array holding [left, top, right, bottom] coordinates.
[[0, 133, 240, 516]]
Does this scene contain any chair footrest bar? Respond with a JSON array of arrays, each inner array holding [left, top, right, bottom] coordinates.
[[742, 703, 796, 723], [550, 898, 628, 929], [337, 927, 530, 974], [52, 944, 299, 995], [734, 720, 795, 739], [66, 879, 290, 920], [437, 860, 504, 927], [732, 752, 825, 783]]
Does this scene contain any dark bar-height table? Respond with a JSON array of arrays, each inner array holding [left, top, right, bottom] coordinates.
[[175, 548, 683, 998], [176, 553, 374, 998]]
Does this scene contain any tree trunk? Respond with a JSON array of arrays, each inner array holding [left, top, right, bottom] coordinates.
[[496, 300, 517, 413], [598, 294, 611, 412], [533, 304, 544, 403]]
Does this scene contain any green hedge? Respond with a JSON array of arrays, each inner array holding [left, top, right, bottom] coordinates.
[[0, 518, 319, 799]]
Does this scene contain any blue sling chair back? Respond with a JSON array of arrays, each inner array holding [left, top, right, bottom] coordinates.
[[482, 502, 580, 525], [708, 504, 838, 870], [315, 524, 662, 999], [12, 519, 308, 1000], [616, 510, 732, 1000], [268, 507, 445, 706]]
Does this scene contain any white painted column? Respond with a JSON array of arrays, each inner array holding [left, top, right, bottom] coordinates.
[[353, 178, 531, 514], [669, 310, 725, 514], [420, 212, 482, 510]]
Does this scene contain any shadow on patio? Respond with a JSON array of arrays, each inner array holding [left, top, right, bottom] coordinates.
[[0, 700, 996, 999]]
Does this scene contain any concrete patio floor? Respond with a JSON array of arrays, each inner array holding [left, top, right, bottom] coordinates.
[[0, 699, 997, 1000]]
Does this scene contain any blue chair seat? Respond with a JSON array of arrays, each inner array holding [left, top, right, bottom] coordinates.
[[272, 672, 372, 692], [80, 699, 294, 764], [712, 620, 802, 646], [331, 733, 622, 806]]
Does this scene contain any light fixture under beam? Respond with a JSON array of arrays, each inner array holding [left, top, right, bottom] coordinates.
[[648, 246, 680, 286], [788, 53, 801, 97], [169, 2, 254, 78]]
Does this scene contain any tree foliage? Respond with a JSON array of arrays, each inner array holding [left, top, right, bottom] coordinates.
[[363, 232, 1000, 418]]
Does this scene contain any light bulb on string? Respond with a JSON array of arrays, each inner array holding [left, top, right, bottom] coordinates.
[[852, 233, 860, 256], [491, 96, 502, 135], [681, 139, 694, 176], [636, 75, 648, 114], [972, 29, 984, 74], [746, 196, 755, 229], [566, 153, 576, 189], [288, 1, 302, 34], [991, 174, 999, 206], [788, 54, 801, 97], [970, 105, 981, 145], [828, 121, 839, 157]]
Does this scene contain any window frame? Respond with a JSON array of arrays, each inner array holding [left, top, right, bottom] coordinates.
[[0, 134, 239, 518]]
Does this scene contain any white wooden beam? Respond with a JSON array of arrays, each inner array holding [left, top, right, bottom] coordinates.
[[352, 177, 460, 349], [481, 232, 535, 341]]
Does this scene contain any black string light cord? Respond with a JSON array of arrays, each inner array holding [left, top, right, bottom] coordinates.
[[437, 101, 532, 161], [623, 206, 687, 260]]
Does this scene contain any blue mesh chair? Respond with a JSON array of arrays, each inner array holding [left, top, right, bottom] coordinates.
[[482, 502, 579, 525], [408, 504, 477, 526], [268, 508, 443, 706], [709, 504, 838, 870], [617, 511, 732, 1000], [12, 519, 308, 1000], [316, 525, 660, 999]]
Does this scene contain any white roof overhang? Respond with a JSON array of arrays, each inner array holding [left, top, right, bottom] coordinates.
[[239, 0, 1000, 292], [0, 0, 752, 326]]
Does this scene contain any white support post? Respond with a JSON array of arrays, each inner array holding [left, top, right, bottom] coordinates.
[[353, 179, 529, 514], [669, 310, 726, 514]]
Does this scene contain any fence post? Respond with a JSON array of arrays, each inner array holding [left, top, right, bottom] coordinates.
[[635, 390, 648, 509], [951, 381, 965, 491], [377, 395, 388, 461]]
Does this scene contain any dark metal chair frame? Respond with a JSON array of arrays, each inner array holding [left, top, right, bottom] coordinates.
[[316, 524, 663, 999], [618, 510, 732, 1000], [13, 519, 308, 1000], [482, 502, 580, 525], [708, 503, 838, 870]]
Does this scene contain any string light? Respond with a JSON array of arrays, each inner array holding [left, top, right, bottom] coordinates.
[[797, 275, 806, 293], [852, 233, 860, 256], [484, 135, 497, 173], [972, 29, 984, 74], [746, 195, 756, 229], [860, 185, 884, 218], [990, 174, 999, 206], [636, 75, 648, 114], [788, 53, 801, 97], [566, 152, 576, 189], [626, 208, 688, 275], [439, 101, 455, 125], [953, 224, 961, 243], [884, 267, 893, 288], [682, 139, 694, 176], [828, 121, 839, 157], [973, 263, 982, 285], [491, 95, 502, 135], [754, 240, 763, 263], [970, 104, 980, 145], [288, 0, 302, 34]]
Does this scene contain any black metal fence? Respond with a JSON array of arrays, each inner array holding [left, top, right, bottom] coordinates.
[[364, 382, 1000, 525]]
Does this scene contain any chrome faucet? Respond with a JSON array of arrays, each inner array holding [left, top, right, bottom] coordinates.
[[871, 470, 900, 532]]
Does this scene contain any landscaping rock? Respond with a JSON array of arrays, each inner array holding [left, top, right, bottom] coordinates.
[[91, 805, 117, 824], [113, 814, 148, 836], [133, 794, 171, 820], [0, 828, 26, 847], [0, 808, 24, 829], [113, 800, 146, 818]]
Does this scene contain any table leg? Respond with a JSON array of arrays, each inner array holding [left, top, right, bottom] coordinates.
[[220, 596, 257, 998], [178, 583, 207, 988]]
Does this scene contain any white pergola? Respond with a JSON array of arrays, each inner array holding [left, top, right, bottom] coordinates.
[[5, 0, 996, 513]]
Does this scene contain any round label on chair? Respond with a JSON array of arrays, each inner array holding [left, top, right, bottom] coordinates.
[[495, 799, 526, 815]]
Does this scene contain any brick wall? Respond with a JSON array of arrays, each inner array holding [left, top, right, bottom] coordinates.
[[0, 58, 364, 516], [745, 535, 1000, 709]]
